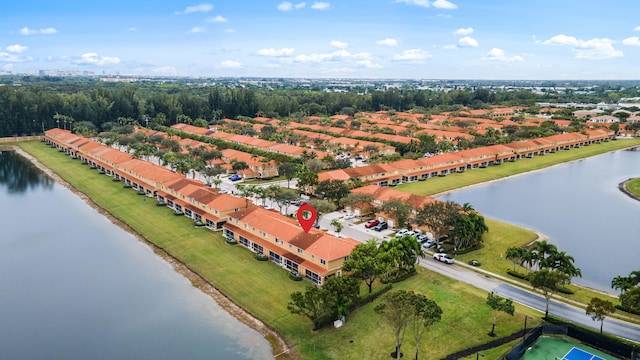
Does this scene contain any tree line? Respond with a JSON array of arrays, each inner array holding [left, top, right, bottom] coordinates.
[[0, 78, 611, 138]]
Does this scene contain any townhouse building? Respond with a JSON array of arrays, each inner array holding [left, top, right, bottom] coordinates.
[[223, 206, 359, 285]]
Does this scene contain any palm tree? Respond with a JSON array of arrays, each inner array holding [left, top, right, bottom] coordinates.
[[612, 275, 634, 294], [530, 240, 558, 269]]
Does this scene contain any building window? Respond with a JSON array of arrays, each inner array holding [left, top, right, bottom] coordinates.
[[275, 238, 283, 245], [305, 269, 322, 285], [269, 251, 282, 265], [244, 223, 249, 229], [239, 236, 250, 248], [297, 248, 303, 255], [344, 256, 349, 261], [320, 259, 326, 265]]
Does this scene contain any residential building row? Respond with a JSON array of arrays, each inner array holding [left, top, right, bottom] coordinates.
[[316, 129, 615, 188], [44, 128, 359, 285]]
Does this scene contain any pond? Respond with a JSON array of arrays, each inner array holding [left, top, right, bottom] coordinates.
[[0, 151, 272, 360], [437, 147, 640, 294]]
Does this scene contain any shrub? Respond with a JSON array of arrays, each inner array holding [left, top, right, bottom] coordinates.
[[289, 271, 302, 281], [615, 304, 640, 316], [224, 238, 237, 245], [254, 252, 268, 261], [468, 259, 481, 267], [556, 286, 574, 295], [507, 270, 529, 280]]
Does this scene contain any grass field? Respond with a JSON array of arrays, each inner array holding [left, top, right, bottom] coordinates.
[[397, 138, 640, 196], [626, 177, 640, 198], [19, 141, 545, 360]]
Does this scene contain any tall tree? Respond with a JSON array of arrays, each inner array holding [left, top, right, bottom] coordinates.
[[342, 240, 385, 294], [375, 290, 415, 360], [415, 201, 459, 247], [411, 294, 442, 360], [530, 269, 563, 319], [380, 198, 413, 230], [278, 162, 299, 188], [585, 297, 615, 334], [287, 285, 331, 330], [323, 275, 360, 322], [506, 247, 526, 272], [486, 292, 515, 336]]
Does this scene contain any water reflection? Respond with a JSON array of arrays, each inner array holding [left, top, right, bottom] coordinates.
[[0, 150, 272, 360], [0, 151, 53, 194]]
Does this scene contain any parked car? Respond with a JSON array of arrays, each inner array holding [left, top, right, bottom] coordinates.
[[433, 253, 454, 264], [218, 188, 229, 194], [365, 219, 380, 228], [395, 229, 409, 237], [229, 174, 242, 181], [344, 213, 356, 220], [374, 222, 388, 231], [417, 234, 429, 243], [422, 239, 436, 249]]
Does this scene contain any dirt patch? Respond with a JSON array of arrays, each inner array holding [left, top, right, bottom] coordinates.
[[11, 145, 296, 360]]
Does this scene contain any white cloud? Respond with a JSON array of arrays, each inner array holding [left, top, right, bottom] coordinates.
[[540, 34, 623, 59], [540, 34, 580, 46], [257, 48, 295, 57], [357, 60, 383, 69], [188, 27, 206, 33], [128, 27, 137, 32], [454, 27, 473, 36], [20, 27, 57, 35], [392, 49, 432, 62], [311, 2, 330, 10], [353, 52, 373, 59], [394, 0, 430, 8], [6, 44, 28, 53], [294, 50, 350, 63], [376, 38, 398, 46], [623, 37, 640, 46], [443, 44, 457, 50], [0, 52, 31, 62], [225, 28, 236, 33], [481, 48, 523, 62], [218, 60, 243, 68], [458, 36, 478, 47], [330, 40, 348, 49], [207, 15, 228, 23], [175, 3, 213, 15], [264, 63, 281, 68], [75, 53, 121, 66], [634, 26, 640, 31], [432, 0, 457, 9], [278, 1, 306, 11]]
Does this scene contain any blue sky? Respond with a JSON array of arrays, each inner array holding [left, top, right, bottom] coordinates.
[[2, 0, 640, 79]]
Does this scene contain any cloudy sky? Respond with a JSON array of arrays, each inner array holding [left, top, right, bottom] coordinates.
[[2, 0, 640, 79]]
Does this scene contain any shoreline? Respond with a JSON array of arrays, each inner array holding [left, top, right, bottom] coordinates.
[[9, 145, 293, 359], [431, 143, 640, 198], [619, 178, 640, 202]]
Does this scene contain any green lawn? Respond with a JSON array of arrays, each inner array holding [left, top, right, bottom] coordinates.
[[397, 138, 640, 196], [20, 141, 545, 360], [626, 177, 640, 198]]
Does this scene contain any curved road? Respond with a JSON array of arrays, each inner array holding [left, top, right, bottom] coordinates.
[[417, 257, 640, 343]]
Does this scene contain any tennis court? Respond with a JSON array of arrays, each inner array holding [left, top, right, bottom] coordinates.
[[520, 337, 619, 360]]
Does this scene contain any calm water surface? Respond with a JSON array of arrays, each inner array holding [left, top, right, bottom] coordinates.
[[0, 151, 272, 360], [438, 147, 640, 293]]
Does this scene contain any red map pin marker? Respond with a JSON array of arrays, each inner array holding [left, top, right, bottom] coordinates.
[[296, 203, 317, 233]]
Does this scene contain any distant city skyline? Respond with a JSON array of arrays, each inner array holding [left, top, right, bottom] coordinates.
[[2, 0, 640, 80]]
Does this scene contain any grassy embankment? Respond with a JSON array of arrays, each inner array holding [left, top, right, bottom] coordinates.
[[400, 138, 640, 321], [626, 177, 640, 198], [20, 141, 541, 360], [398, 138, 640, 197]]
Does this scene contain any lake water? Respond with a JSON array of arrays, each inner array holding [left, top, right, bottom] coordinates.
[[0, 151, 272, 360], [437, 147, 640, 294]]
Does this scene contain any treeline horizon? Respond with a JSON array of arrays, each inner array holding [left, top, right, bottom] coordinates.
[[2, 78, 639, 137]]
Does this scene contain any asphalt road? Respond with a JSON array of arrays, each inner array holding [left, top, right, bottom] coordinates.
[[418, 257, 640, 343]]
